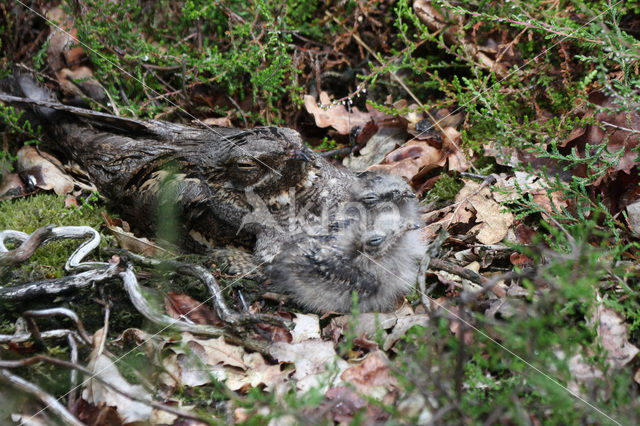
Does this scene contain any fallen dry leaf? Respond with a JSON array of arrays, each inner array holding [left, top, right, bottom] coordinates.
[[290, 313, 321, 343], [17, 146, 75, 195], [454, 179, 514, 244], [165, 291, 222, 326], [269, 339, 349, 393], [340, 351, 398, 401], [382, 315, 430, 351], [626, 199, 640, 234], [592, 305, 639, 369], [304, 91, 371, 134], [82, 328, 153, 423], [226, 352, 289, 392], [494, 172, 568, 216], [368, 140, 445, 180], [324, 386, 390, 424], [180, 333, 246, 370], [343, 125, 406, 171]]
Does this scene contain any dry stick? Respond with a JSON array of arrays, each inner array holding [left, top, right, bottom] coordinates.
[[429, 258, 507, 298], [67, 334, 79, 411], [23, 308, 93, 345], [327, 12, 478, 174], [118, 264, 270, 354], [0, 357, 207, 423], [0, 368, 84, 426], [0, 265, 119, 300], [0, 225, 54, 266], [0, 328, 81, 344], [123, 250, 292, 329]]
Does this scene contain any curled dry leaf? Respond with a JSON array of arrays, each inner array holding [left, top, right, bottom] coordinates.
[[82, 328, 153, 423], [17, 146, 75, 195], [0, 173, 29, 199], [164, 291, 222, 326], [46, 6, 85, 71], [343, 125, 406, 171], [304, 91, 371, 135], [441, 126, 469, 172], [368, 140, 445, 180], [202, 116, 234, 127], [56, 67, 105, 102]]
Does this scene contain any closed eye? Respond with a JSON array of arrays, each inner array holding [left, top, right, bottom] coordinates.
[[235, 160, 259, 170], [361, 193, 379, 204], [366, 234, 386, 247]]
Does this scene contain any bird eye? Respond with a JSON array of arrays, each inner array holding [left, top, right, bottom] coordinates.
[[235, 159, 258, 171]]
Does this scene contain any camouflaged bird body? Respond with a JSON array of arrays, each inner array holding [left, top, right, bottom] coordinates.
[[48, 120, 312, 251], [268, 209, 425, 313], [268, 172, 425, 313]]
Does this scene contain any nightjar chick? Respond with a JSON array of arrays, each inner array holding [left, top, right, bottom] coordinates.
[[268, 208, 425, 313]]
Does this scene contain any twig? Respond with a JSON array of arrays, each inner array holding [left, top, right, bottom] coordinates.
[[0, 265, 118, 300], [0, 225, 53, 266], [0, 328, 81, 344], [0, 356, 207, 423], [0, 368, 84, 426], [118, 263, 271, 354], [23, 308, 92, 345], [429, 258, 507, 298], [123, 251, 292, 329], [67, 334, 79, 411], [320, 146, 352, 157]]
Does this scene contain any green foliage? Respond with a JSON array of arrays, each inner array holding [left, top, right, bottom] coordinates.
[[395, 230, 638, 424], [64, 0, 311, 123], [423, 173, 464, 204]]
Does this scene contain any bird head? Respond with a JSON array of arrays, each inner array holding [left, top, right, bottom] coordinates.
[[220, 127, 316, 198]]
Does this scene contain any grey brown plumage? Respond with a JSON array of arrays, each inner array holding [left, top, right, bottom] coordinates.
[[2, 75, 427, 312], [0, 75, 317, 252], [268, 172, 425, 313], [268, 208, 425, 313]]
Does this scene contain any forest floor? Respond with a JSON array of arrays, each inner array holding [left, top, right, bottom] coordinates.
[[1, 0, 640, 424]]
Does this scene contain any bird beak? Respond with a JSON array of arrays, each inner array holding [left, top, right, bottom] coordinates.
[[288, 149, 311, 162], [404, 190, 417, 199]]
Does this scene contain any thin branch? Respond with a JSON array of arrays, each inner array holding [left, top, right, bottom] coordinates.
[[0, 368, 84, 426], [0, 356, 207, 423]]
